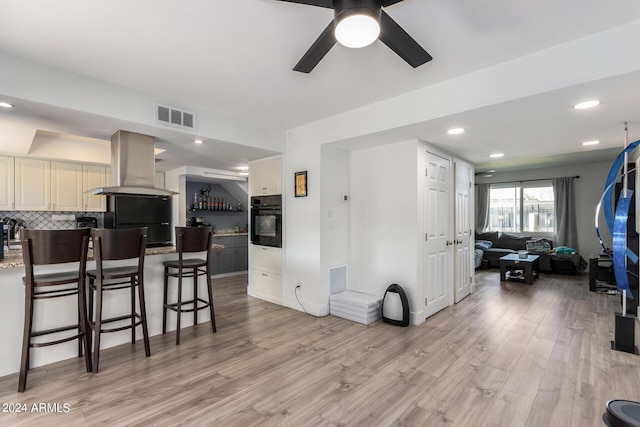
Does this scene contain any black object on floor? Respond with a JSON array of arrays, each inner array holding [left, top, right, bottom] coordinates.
[[603, 400, 640, 427], [381, 284, 410, 327]]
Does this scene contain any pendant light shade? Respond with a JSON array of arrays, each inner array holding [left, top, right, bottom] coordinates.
[[334, 0, 381, 48]]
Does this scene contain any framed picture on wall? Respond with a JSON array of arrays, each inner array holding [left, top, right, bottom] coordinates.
[[295, 171, 307, 197]]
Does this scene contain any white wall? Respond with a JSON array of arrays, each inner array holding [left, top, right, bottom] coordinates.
[[320, 145, 350, 292], [476, 160, 612, 257], [348, 140, 421, 318], [282, 142, 325, 315], [0, 53, 285, 155]]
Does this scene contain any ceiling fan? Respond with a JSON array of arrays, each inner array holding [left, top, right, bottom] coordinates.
[[275, 0, 432, 73]]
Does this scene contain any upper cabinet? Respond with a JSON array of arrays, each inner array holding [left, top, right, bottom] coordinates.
[[51, 161, 83, 211], [15, 158, 51, 211], [12, 157, 107, 212], [83, 164, 107, 212], [249, 156, 282, 196], [0, 156, 15, 210]]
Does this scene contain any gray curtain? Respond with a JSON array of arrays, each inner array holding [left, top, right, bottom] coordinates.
[[552, 177, 578, 250], [475, 184, 490, 233]]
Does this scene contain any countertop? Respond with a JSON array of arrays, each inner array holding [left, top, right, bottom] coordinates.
[[211, 231, 248, 237], [0, 243, 225, 271]]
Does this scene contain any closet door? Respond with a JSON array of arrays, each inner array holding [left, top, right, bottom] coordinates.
[[423, 151, 453, 318], [454, 160, 474, 303]]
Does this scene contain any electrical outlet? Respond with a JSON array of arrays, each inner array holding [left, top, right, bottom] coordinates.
[[296, 280, 302, 288]]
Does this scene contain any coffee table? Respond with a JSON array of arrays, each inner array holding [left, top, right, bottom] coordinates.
[[499, 254, 540, 285]]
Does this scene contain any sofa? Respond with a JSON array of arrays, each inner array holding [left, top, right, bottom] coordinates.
[[475, 231, 586, 274]]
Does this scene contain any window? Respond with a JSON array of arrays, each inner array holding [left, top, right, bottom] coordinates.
[[488, 181, 555, 234]]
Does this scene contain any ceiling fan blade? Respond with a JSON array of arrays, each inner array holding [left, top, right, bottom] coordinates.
[[381, 0, 405, 7], [275, 0, 333, 8], [293, 20, 337, 73], [378, 10, 432, 68]]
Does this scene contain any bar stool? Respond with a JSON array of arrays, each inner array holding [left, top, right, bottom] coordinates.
[[19, 228, 92, 392], [87, 227, 150, 373], [163, 226, 216, 345]]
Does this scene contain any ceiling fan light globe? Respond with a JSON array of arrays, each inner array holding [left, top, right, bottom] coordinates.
[[335, 14, 380, 48]]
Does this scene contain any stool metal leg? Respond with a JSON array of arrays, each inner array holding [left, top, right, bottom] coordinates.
[[130, 277, 136, 344], [193, 267, 198, 326], [78, 278, 92, 373], [93, 279, 104, 373], [18, 285, 34, 392], [176, 268, 183, 345], [137, 275, 151, 357], [206, 269, 217, 333], [162, 266, 169, 334]]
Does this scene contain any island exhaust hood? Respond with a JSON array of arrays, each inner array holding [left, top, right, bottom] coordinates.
[[91, 130, 177, 196]]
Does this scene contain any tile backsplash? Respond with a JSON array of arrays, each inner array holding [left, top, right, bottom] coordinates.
[[0, 211, 103, 230]]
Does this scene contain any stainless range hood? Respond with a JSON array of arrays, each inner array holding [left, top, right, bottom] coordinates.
[[91, 130, 177, 196]]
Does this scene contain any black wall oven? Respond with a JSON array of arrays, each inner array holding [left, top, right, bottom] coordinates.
[[250, 195, 282, 248]]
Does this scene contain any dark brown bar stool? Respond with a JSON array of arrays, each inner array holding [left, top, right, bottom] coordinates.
[[19, 228, 92, 393], [163, 226, 216, 345], [87, 227, 150, 373]]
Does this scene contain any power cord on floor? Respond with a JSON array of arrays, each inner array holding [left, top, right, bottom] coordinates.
[[295, 285, 309, 314]]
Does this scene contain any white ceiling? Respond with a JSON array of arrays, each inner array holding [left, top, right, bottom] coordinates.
[[1, 0, 640, 173]]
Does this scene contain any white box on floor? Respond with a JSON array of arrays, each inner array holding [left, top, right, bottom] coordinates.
[[329, 291, 382, 325]]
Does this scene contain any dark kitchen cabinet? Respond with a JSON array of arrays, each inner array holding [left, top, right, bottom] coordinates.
[[233, 235, 249, 271], [210, 235, 248, 275]]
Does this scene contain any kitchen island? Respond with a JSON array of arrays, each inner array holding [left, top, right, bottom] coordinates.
[[0, 244, 223, 378]]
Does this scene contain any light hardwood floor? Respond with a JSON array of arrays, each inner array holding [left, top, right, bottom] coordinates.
[[0, 271, 638, 426]]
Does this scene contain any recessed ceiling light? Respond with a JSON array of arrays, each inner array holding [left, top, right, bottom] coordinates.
[[487, 170, 496, 173], [194, 139, 203, 144], [448, 128, 465, 135], [490, 153, 504, 158], [574, 100, 600, 110], [582, 140, 600, 146], [482, 174, 493, 178], [0, 102, 14, 108]]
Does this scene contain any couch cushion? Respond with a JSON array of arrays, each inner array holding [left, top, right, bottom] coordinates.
[[475, 231, 499, 247], [526, 238, 552, 253], [497, 233, 531, 250], [475, 240, 493, 251]]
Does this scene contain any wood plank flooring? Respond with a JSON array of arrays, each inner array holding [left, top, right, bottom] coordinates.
[[0, 271, 638, 426]]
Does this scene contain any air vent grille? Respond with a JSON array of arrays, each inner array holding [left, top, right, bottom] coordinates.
[[156, 104, 196, 130]]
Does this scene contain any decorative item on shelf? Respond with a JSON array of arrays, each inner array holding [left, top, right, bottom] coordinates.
[[295, 171, 308, 197]]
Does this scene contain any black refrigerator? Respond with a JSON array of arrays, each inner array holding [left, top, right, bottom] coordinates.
[[104, 195, 172, 247]]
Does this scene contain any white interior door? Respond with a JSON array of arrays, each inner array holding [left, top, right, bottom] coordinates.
[[454, 160, 473, 303], [423, 152, 452, 318]]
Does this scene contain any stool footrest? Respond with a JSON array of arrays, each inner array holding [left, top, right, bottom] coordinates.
[[92, 313, 143, 333], [165, 297, 210, 313], [164, 268, 207, 279], [33, 287, 79, 299], [30, 326, 84, 347]]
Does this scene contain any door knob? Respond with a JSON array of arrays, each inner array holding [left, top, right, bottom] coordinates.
[[446, 240, 454, 246], [456, 240, 463, 244]]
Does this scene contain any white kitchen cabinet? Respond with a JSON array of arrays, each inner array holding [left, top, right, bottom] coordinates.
[[250, 245, 282, 275], [14, 158, 51, 211], [249, 244, 282, 304], [0, 156, 15, 210], [249, 269, 282, 304], [249, 156, 282, 196], [14, 158, 108, 212], [51, 161, 83, 211], [83, 164, 107, 212]]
